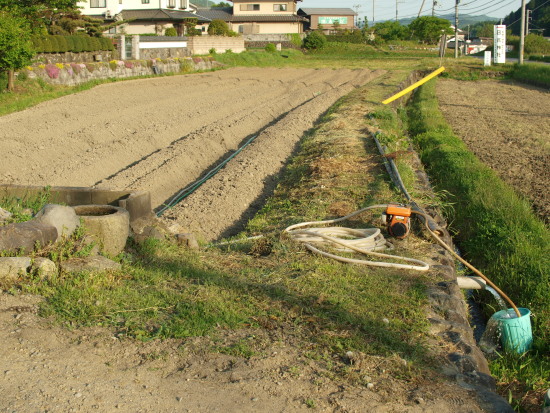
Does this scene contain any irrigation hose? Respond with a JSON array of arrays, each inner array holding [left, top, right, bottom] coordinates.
[[284, 205, 431, 272], [411, 210, 521, 318], [156, 134, 259, 216]]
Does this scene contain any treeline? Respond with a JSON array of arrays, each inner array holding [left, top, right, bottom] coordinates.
[[32, 35, 114, 53], [503, 0, 549, 36]]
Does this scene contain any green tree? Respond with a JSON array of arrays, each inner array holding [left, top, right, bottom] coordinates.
[[208, 19, 231, 36], [0, 12, 34, 91], [302, 30, 327, 50], [409, 16, 452, 44], [212, 2, 231, 7], [373, 21, 409, 41]]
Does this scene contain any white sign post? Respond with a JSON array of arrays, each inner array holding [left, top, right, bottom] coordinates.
[[494, 25, 506, 64], [484, 51, 492, 66]]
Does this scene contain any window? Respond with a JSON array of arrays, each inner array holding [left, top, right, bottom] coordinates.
[[273, 4, 287, 11], [167, 0, 176, 8], [90, 0, 106, 7], [240, 4, 260, 11], [142, 0, 150, 3]]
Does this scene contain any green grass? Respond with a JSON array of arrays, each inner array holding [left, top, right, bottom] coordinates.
[[510, 63, 550, 88], [0, 187, 52, 224], [407, 79, 550, 411]]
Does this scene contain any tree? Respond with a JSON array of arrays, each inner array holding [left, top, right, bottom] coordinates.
[[0, 12, 34, 91], [212, 2, 231, 7], [0, 0, 79, 33], [409, 16, 452, 44], [208, 19, 231, 36], [303, 30, 327, 50], [372, 21, 409, 41]]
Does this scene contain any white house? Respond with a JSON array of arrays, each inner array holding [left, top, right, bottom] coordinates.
[[79, 0, 192, 18]]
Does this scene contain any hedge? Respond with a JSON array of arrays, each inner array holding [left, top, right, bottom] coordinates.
[[31, 35, 115, 53]]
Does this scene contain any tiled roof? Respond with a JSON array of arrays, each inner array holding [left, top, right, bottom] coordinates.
[[121, 9, 211, 23], [195, 7, 233, 20], [298, 8, 357, 16]]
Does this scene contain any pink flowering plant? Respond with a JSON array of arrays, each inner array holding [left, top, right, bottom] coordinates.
[[45, 64, 60, 79]]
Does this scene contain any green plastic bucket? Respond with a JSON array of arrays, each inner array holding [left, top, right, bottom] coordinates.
[[491, 308, 532, 354]]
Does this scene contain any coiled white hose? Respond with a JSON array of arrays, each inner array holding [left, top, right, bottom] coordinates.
[[284, 205, 430, 271]]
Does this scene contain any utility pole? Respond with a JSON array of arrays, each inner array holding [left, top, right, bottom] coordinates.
[[418, 0, 426, 17], [432, 0, 438, 17], [372, 0, 375, 25], [519, 0, 526, 64], [396, 0, 403, 21], [454, 0, 459, 58]]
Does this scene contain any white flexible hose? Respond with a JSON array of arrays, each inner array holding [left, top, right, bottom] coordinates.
[[284, 205, 430, 272]]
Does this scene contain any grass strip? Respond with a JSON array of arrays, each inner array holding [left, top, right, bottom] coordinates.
[[407, 79, 550, 408], [510, 63, 550, 88]]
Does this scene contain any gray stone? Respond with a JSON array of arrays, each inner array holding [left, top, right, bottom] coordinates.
[[60, 256, 121, 273], [0, 220, 58, 253], [0, 257, 32, 283], [0, 207, 12, 222], [175, 233, 199, 250], [34, 204, 80, 241], [31, 257, 58, 278]]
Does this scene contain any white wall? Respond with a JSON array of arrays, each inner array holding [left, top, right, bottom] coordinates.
[[79, 0, 190, 16]]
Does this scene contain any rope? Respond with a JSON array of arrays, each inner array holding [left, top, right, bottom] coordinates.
[[284, 205, 430, 272]]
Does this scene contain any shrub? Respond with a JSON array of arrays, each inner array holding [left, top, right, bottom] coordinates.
[[524, 34, 550, 55], [32, 37, 44, 53], [165, 27, 177, 36], [83, 37, 94, 52], [208, 19, 231, 36], [265, 43, 277, 52], [17, 70, 29, 81], [65, 36, 75, 52], [100, 37, 114, 51], [85, 63, 95, 72], [109, 60, 117, 70], [180, 58, 193, 72], [289, 33, 302, 47], [209, 47, 217, 55], [48, 36, 60, 52], [55, 36, 69, 52], [42, 37, 53, 53], [90, 37, 101, 52], [303, 31, 327, 50]]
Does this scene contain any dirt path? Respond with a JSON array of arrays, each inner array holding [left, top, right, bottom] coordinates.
[[436, 79, 550, 222]]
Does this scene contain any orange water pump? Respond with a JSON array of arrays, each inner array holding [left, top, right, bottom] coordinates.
[[384, 204, 412, 239]]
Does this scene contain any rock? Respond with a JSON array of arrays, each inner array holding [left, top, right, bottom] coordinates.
[[31, 257, 58, 278], [0, 257, 32, 283], [34, 204, 80, 241], [0, 221, 58, 253], [0, 207, 12, 222], [60, 256, 121, 273], [141, 226, 166, 241], [175, 233, 199, 250]]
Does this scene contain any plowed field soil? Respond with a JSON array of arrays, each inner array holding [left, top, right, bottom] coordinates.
[[1, 67, 382, 241], [436, 79, 550, 223]]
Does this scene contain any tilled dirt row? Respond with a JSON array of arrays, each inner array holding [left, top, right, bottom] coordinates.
[[1, 67, 383, 240], [436, 79, 550, 222]]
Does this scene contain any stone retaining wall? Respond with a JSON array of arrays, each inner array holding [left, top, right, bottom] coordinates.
[[20, 57, 219, 87], [33, 51, 119, 64]]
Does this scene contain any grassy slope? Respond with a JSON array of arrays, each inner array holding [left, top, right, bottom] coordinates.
[[407, 79, 550, 410]]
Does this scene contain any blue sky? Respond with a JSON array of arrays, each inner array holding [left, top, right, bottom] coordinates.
[[298, 0, 522, 22]]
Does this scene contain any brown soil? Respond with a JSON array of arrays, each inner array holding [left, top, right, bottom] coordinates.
[[436, 79, 550, 223], [0, 69, 495, 412]]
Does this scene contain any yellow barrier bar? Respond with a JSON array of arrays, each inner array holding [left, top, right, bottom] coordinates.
[[382, 66, 446, 105]]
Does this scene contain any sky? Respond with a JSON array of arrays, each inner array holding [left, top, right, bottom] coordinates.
[[298, 0, 522, 23]]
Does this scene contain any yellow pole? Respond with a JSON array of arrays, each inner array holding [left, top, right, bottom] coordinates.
[[382, 66, 446, 105]]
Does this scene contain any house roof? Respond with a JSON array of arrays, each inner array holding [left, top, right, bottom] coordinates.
[[196, 7, 307, 23], [298, 8, 357, 16], [121, 9, 211, 23]]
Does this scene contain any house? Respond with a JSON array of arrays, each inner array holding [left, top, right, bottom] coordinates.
[[78, 0, 210, 35], [195, 1, 307, 34], [297, 8, 357, 33]]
